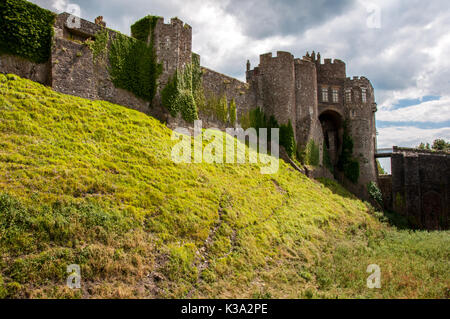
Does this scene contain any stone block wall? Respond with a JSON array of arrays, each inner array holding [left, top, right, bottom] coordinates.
[[153, 17, 192, 88], [201, 67, 256, 126], [251, 52, 297, 127], [391, 147, 449, 230], [51, 15, 150, 114], [0, 54, 50, 85], [294, 58, 323, 150]]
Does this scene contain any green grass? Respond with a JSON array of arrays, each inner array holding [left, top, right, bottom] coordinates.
[[0, 74, 448, 299]]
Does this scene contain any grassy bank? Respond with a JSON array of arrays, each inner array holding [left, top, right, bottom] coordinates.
[[0, 74, 448, 298]]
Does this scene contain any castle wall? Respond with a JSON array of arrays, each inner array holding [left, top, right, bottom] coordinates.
[[0, 54, 50, 85], [391, 147, 449, 230], [201, 67, 255, 126], [51, 15, 150, 113], [153, 18, 192, 88], [256, 52, 296, 127], [378, 174, 393, 210], [294, 58, 323, 155], [343, 76, 378, 198]]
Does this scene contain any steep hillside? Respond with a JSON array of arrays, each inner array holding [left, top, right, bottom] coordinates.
[[0, 74, 448, 299]]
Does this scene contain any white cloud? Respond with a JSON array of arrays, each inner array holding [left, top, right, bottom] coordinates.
[[377, 96, 450, 123], [377, 126, 450, 148]]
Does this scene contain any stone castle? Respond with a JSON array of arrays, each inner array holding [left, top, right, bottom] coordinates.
[[0, 10, 377, 198]]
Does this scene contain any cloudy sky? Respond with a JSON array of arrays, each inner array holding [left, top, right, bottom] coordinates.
[[31, 0, 450, 170]]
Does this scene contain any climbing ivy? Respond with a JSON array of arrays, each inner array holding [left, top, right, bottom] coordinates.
[[161, 64, 199, 123], [130, 15, 160, 43], [229, 99, 237, 127], [85, 28, 109, 64], [108, 31, 162, 102], [0, 0, 56, 63], [337, 121, 360, 184]]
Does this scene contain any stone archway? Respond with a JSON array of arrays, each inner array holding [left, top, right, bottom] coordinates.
[[319, 110, 344, 166]]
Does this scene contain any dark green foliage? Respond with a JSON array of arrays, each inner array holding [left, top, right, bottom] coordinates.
[[242, 108, 296, 157], [367, 181, 383, 206], [0, 0, 56, 63], [305, 140, 320, 166], [108, 32, 162, 102], [431, 139, 449, 151], [337, 121, 360, 184], [323, 147, 334, 173], [161, 63, 199, 123], [418, 139, 450, 152], [131, 15, 160, 43], [279, 120, 296, 157]]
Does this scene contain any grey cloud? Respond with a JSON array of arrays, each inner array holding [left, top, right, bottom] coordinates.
[[223, 0, 355, 39]]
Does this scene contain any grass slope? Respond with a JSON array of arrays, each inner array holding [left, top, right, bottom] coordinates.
[[0, 74, 448, 299]]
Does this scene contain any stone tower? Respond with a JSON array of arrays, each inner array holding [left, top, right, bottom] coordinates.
[[247, 51, 378, 198], [151, 17, 192, 87]]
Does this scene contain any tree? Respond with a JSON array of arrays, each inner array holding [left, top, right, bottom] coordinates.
[[432, 139, 450, 151], [417, 139, 449, 152], [377, 159, 387, 175]]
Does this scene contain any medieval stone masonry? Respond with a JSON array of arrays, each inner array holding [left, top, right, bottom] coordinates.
[[0, 10, 378, 198]]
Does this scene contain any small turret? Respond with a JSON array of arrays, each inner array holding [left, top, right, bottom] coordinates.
[[246, 59, 251, 72]]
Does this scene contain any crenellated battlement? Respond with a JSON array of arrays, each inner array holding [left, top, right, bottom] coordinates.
[[0, 0, 378, 200]]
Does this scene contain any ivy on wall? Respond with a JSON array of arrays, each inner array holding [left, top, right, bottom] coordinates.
[[0, 0, 56, 63], [85, 28, 109, 64], [229, 99, 237, 127], [303, 140, 320, 167], [108, 31, 162, 102], [161, 63, 199, 123], [337, 121, 360, 184], [130, 15, 160, 43]]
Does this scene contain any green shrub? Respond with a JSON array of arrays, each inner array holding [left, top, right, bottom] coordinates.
[[279, 121, 296, 157], [304, 140, 320, 166], [0, 0, 56, 63], [323, 147, 334, 173], [337, 121, 360, 183]]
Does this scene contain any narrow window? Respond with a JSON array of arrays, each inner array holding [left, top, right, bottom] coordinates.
[[332, 88, 339, 103], [345, 89, 352, 103], [361, 88, 367, 103], [321, 87, 329, 102]]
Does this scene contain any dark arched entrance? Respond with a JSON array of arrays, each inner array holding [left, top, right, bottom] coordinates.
[[319, 110, 344, 166]]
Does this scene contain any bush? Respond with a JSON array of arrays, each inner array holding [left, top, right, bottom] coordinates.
[[368, 182, 383, 206], [279, 120, 296, 157], [0, 0, 56, 63], [337, 121, 360, 183]]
